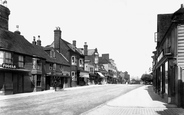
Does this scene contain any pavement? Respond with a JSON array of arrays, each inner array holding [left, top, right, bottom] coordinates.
[[81, 85, 184, 115], [0, 84, 102, 101]]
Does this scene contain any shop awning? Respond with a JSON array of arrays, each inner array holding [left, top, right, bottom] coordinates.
[[80, 72, 89, 78], [97, 72, 105, 78]]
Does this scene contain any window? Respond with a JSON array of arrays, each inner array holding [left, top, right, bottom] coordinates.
[[60, 65, 63, 71], [18, 56, 24, 68], [50, 50, 56, 58], [71, 56, 76, 65], [37, 75, 41, 87], [79, 59, 83, 67], [90, 67, 94, 73], [49, 63, 53, 70], [71, 71, 76, 81], [53, 63, 56, 70], [5, 52, 12, 64], [0, 51, 4, 65]]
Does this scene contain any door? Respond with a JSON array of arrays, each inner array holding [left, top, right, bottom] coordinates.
[[17, 74, 23, 93]]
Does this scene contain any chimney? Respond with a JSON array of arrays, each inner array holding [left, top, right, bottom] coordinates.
[[84, 42, 88, 56], [102, 54, 109, 60], [32, 36, 36, 45], [181, 4, 183, 8], [73, 40, 76, 47], [54, 27, 61, 52], [14, 25, 21, 35], [36, 35, 41, 46], [0, 3, 10, 30]]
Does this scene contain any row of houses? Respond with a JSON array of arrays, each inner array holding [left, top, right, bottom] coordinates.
[[152, 4, 184, 108], [0, 4, 127, 95]]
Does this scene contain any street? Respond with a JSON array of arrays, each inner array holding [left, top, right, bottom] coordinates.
[[0, 84, 141, 115]]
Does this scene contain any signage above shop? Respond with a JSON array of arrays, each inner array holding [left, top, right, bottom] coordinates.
[[2, 63, 16, 69]]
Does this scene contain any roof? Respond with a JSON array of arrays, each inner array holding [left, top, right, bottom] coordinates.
[[157, 14, 172, 42], [88, 49, 95, 55], [99, 57, 110, 64], [0, 28, 47, 59], [62, 39, 83, 55], [172, 5, 184, 20], [43, 47, 69, 66]]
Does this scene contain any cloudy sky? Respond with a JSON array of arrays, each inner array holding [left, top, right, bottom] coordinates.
[[6, 0, 184, 78]]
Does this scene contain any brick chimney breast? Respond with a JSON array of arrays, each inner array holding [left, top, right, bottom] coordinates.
[[73, 40, 76, 47], [0, 4, 10, 30], [54, 27, 61, 52], [84, 42, 88, 56]]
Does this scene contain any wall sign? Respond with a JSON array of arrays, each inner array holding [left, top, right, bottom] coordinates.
[[2, 63, 16, 69]]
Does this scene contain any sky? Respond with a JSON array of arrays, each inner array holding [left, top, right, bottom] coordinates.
[[5, 0, 184, 78]]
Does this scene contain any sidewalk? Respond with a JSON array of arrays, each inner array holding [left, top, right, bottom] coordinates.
[[0, 84, 102, 101], [81, 85, 184, 115]]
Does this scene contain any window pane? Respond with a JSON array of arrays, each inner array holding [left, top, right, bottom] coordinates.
[[0, 59, 3, 65], [0, 51, 3, 59]]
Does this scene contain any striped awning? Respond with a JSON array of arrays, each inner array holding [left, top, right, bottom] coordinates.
[[97, 72, 105, 78]]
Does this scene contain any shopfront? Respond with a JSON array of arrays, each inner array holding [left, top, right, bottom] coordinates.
[[0, 66, 30, 95]]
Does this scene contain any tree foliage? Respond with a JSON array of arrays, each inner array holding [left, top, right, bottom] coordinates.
[[141, 74, 153, 83]]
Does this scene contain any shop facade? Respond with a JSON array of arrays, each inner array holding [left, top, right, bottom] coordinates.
[[153, 5, 184, 107]]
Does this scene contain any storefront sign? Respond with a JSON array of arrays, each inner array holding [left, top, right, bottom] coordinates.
[[2, 63, 16, 69]]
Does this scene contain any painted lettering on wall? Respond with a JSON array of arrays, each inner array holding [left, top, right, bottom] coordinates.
[[2, 63, 16, 69]]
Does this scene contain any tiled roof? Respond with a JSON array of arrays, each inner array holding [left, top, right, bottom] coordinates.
[[62, 39, 83, 55], [157, 14, 172, 42], [88, 49, 95, 55], [99, 57, 110, 64], [0, 28, 47, 59], [43, 47, 69, 66]]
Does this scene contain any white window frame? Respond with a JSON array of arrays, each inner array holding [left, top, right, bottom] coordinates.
[[79, 58, 83, 67], [71, 71, 76, 81], [71, 56, 76, 65]]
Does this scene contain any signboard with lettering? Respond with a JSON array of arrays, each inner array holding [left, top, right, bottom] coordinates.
[[2, 63, 16, 69]]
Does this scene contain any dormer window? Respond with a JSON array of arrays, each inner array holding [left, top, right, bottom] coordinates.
[[50, 49, 56, 58], [71, 56, 77, 65], [79, 58, 83, 67]]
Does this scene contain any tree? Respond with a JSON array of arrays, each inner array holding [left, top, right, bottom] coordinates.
[[141, 74, 153, 84]]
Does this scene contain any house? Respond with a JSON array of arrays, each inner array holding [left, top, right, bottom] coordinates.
[[99, 54, 118, 84], [47, 28, 88, 87], [79, 42, 105, 84]]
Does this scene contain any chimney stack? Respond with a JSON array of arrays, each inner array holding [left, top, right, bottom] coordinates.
[[0, 4, 10, 30], [36, 35, 41, 46], [54, 27, 61, 52], [84, 42, 88, 56], [32, 36, 36, 45], [181, 4, 183, 8], [73, 40, 76, 47]]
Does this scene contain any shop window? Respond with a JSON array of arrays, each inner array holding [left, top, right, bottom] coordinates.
[[37, 75, 41, 87], [5, 52, 12, 64], [18, 56, 24, 68], [71, 56, 76, 65], [0, 51, 4, 65]]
